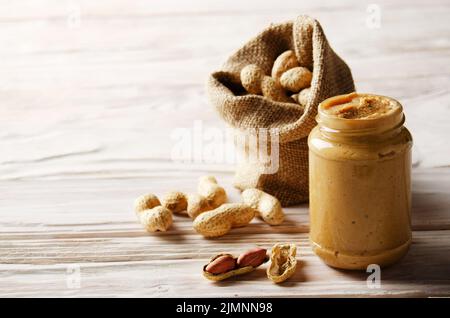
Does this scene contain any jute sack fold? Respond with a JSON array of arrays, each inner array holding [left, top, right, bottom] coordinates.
[[207, 15, 355, 206]]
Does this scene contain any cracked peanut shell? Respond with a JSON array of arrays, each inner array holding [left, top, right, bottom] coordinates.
[[267, 243, 297, 283]]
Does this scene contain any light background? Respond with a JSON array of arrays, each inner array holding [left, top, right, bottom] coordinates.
[[1, 0, 449, 180]]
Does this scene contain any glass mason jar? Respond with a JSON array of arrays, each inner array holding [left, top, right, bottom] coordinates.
[[308, 92, 413, 270]]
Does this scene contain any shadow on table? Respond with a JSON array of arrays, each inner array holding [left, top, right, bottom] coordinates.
[[323, 236, 450, 285], [152, 222, 189, 243], [411, 193, 450, 230], [411, 175, 450, 230]]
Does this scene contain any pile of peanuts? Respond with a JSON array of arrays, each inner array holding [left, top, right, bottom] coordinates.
[[133, 175, 284, 238], [133, 176, 297, 283], [240, 50, 312, 106]]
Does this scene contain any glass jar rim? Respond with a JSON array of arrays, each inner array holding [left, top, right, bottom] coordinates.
[[317, 92, 404, 133]]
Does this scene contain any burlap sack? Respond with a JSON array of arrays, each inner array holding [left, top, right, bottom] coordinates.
[[207, 15, 355, 206]]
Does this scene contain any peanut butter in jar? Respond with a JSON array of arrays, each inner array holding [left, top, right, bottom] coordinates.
[[308, 92, 413, 270]]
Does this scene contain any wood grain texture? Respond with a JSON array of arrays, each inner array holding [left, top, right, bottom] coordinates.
[[0, 0, 449, 297], [0, 168, 449, 297], [0, 231, 450, 297], [1, 230, 449, 297]]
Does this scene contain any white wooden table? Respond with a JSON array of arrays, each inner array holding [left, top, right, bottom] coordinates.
[[1, 0, 449, 297]]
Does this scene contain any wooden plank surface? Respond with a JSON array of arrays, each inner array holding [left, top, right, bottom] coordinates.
[[0, 0, 449, 297], [1, 230, 449, 297], [0, 168, 449, 234], [0, 168, 449, 297]]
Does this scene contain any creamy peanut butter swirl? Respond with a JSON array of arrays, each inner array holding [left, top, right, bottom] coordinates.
[[322, 93, 400, 119]]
